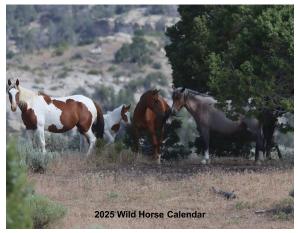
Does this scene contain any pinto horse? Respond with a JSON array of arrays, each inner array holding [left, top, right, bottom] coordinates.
[[132, 89, 171, 164], [103, 104, 131, 143], [7, 79, 104, 155], [171, 87, 264, 164]]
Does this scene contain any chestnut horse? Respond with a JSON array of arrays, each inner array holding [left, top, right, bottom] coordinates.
[[132, 89, 171, 164], [7, 79, 104, 155]]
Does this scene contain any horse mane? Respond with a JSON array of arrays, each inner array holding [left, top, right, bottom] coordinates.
[[185, 88, 217, 105], [18, 86, 38, 107], [185, 88, 211, 97]]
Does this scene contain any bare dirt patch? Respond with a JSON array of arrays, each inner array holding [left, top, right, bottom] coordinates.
[[28, 155, 294, 229]]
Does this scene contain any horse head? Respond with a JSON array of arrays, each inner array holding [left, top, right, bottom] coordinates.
[[171, 86, 186, 114], [7, 79, 20, 112], [121, 104, 131, 124], [144, 89, 166, 119]]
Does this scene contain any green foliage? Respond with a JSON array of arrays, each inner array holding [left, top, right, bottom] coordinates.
[[152, 62, 162, 69], [162, 119, 191, 160], [92, 85, 134, 111], [6, 140, 33, 228], [52, 43, 68, 56], [29, 194, 66, 228], [145, 72, 169, 86], [115, 35, 155, 66], [87, 69, 101, 75], [166, 5, 294, 156], [165, 5, 294, 117], [16, 134, 79, 172], [94, 138, 136, 165]]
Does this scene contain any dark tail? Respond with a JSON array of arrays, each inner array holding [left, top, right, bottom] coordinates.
[[92, 101, 104, 138]]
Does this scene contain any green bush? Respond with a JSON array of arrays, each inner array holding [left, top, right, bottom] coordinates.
[[29, 194, 66, 228], [17, 132, 82, 172], [114, 35, 154, 66], [87, 69, 101, 75], [6, 140, 33, 228], [92, 85, 134, 111], [93, 139, 136, 165], [6, 50, 15, 59], [145, 72, 169, 86], [152, 62, 162, 69], [52, 43, 68, 56]]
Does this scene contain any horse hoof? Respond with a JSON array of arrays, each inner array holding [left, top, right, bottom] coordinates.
[[201, 159, 207, 165], [255, 160, 262, 165], [155, 159, 161, 165]]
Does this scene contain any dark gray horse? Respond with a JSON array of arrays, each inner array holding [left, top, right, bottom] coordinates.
[[171, 87, 264, 164]]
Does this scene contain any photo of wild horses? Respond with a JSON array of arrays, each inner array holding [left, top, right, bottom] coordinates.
[[6, 5, 294, 229]]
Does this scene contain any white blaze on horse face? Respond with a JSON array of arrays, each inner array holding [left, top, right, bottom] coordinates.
[[8, 88, 19, 111]]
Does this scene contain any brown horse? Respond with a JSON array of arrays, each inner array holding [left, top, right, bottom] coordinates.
[[132, 89, 171, 164]]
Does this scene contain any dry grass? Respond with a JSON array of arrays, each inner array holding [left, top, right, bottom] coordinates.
[[28, 154, 294, 229]]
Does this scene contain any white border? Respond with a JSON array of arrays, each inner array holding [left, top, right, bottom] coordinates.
[[1, 1, 297, 232]]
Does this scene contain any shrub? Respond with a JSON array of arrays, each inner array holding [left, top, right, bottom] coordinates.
[[87, 69, 101, 75], [29, 194, 66, 228], [93, 139, 136, 166], [92, 85, 134, 111], [15, 134, 80, 173], [161, 119, 191, 160], [145, 72, 168, 86], [107, 65, 117, 73], [6, 50, 15, 59], [71, 52, 83, 60], [114, 35, 154, 66], [152, 62, 162, 70], [52, 43, 68, 56], [6, 140, 33, 228]]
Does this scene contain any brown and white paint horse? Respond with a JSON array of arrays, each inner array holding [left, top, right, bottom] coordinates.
[[171, 87, 264, 164], [7, 79, 104, 155], [103, 104, 131, 143]]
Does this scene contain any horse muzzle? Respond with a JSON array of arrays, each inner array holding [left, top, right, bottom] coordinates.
[[171, 107, 178, 116], [11, 105, 17, 112]]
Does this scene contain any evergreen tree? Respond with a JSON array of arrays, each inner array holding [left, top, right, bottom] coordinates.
[[165, 5, 293, 116], [165, 5, 293, 156]]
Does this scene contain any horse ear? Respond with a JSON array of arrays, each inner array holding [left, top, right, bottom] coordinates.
[[155, 89, 160, 94], [152, 89, 159, 95], [16, 79, 19, 86], [180, 87, 186, 93], [8, 79, 11, 86], [125, 104, 131, 110]]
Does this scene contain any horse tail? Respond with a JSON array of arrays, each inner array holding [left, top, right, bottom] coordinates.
[[92, 101, 104, 139]]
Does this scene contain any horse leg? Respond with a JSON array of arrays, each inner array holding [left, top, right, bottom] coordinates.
[[275, 144, 283, 159], [36, 127, 46, 154], [26, 130, 35, 146], [85, 129, 96, 156], [199, 126, 210, 164], [132, 126, 140, 153], [255, 130, 264, 164], [79, 133, 86, 153], [104, 130, 114, 144], [149, 127, 161, 164]]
